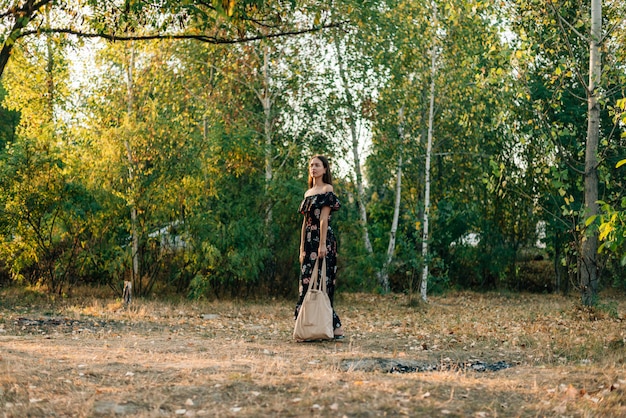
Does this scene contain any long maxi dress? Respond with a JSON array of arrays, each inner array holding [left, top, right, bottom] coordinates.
[[294, 191, 342, 331]]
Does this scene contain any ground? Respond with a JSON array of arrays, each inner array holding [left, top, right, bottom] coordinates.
[[0, 289, 625, 417]]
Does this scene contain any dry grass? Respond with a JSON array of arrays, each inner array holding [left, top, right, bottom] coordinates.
[[0, 288, 625, 417]]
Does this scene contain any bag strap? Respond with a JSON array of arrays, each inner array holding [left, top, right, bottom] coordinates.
[[320, 257, 327, 293], [308, 258, 319, 293], [308, 257, 327, 294]]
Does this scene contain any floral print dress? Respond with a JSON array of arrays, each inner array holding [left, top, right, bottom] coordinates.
[[294, 191, 342, 331]]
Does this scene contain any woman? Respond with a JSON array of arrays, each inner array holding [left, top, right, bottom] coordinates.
[[294, 155, 344, 339]]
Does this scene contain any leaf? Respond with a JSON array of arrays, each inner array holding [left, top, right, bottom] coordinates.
[[616, 159, 626, 169], [598, 224, 612, 241]]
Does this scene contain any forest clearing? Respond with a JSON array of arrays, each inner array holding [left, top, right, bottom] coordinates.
[[1, 288, 625, 417], [1, 4, 626, 416]]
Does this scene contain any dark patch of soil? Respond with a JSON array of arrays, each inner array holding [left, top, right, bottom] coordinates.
[[341, 357, 514, 373]]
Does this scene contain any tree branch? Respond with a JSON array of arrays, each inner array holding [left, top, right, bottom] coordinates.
[[548, 2, 589, 92], [19, 21, 348, 45], [552, 6, 588, 43], [600, 18, 620, 44]]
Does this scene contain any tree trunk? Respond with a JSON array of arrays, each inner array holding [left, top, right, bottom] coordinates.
[[421, 2, 438, 302], [45, 6, 54, 123], [378, 107, 406, 293], [352, 133, 374, 255], [124, 45, 140, 293], [260, 44, 273, 225], [333, 37, 374, 257], [0, 0, 39, 79], [581, 0, 601, 306], [553, 232, 561, 294]]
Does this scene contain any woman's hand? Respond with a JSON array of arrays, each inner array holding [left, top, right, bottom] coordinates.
[[317, 245, 327, 259], [299, 250, 306, 264]]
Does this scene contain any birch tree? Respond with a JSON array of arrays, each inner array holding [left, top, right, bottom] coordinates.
[[364, 0, 432, 294], [508, 0, 624, 304], [377, 107, 406, 292], [363, 0, 509, 294], [123, 45, 140, 290], [420, 1, 439, 301], [259, 44, 274, 224], [332, 35, 375, 258], [579, 0, 601, 305], [326, 1, 424, 292]]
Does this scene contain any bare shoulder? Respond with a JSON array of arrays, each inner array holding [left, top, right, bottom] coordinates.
[[323, 184, 334, 193]]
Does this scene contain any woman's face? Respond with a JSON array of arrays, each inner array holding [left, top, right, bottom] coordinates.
[[309, 158, 326, 179]]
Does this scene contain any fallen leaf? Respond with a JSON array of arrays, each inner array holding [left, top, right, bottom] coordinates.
[[564, 384, 579, 400]]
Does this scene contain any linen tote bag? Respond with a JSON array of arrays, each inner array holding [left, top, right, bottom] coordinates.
[[293, 257, 334, 341]]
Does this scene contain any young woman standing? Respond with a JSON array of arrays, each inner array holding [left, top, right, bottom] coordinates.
[[294, 155, 344, 339]]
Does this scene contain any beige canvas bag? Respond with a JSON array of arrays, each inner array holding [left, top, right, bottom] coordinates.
[[293, 257, 334, 341]]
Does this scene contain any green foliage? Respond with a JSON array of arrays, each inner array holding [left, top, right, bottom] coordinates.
[[0, 0, 625, 300], [187, 273, 212, 300], [333, 190, 381, 292], [0, 136, 98, 293], [0, 84, 19, 149], [595, 100, 626, 279], [0, 31, 96, 294], [596, 179, 626, 289]]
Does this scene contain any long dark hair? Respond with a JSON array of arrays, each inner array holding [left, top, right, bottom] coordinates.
[[308, 155, 333, 189]]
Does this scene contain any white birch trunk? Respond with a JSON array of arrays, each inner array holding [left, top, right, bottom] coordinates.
[[378, 107, 406, 293], [45, 7, 54, 122], [581, 0, 601, 306], [351, 134, 374, 256], [124, 46, 140, 292], [259, 45, 273, 225], [333, 37, 374, 256], [421, 3, 438, 302]]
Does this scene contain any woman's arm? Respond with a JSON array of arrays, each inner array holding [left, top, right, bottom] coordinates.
[[318, 206, 331, 258], [299, 217, 306, 264], [318, 185, 335, 259]]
